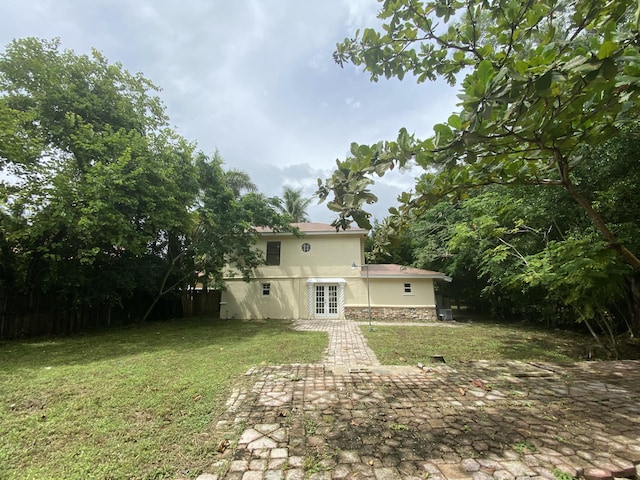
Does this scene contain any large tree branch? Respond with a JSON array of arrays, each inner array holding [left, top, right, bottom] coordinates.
[[141, 250, 188, 322], [551, 149, 640, 273], [497, 236, 529, 266]]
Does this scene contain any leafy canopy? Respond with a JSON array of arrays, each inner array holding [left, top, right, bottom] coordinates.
[[275, 186, 313, 223], [318, 0, 640, 271], [0, 38, 193, 306], [0, 38, 291, 330]]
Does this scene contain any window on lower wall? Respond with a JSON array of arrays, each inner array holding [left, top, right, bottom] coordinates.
[[262, 283, 271, 296], [404, 283, 413, 295]]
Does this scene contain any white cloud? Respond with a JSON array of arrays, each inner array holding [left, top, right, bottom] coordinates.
[[345, 97, 362, 110], [0, 0, 460, 223], [344, 0, 381, 30]]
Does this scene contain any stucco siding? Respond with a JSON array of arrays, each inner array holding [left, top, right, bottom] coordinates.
[[221, 278, 304, 320], [255, 234, 364, 271], [255, 265, 358, 279], [345, 278, 436, 308], [221, 223, 446, 320]]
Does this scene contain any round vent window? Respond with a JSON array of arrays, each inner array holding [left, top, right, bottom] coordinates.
[[301, 242, 311, 253]]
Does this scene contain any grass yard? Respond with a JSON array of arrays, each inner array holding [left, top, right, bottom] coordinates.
[[2, 315, 633, 479], [0, 318, 327, 480], [362, 319, 599, 364]]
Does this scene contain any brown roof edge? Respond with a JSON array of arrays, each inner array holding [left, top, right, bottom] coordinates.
[[359, 264, 452, 281], [256, 222, 369, 234]]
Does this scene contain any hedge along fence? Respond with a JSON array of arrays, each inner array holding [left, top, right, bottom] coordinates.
[[0, 287, 220, 340]]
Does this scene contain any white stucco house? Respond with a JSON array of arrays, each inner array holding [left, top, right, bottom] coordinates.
[[219, 222, 451, 321]]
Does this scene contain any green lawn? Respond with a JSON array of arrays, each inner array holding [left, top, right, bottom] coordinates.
[[0, 318, 327, 480], [362, 320, 598, 364], [1, 316, 628, 479]]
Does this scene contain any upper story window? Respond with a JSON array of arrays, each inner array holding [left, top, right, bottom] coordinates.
[[266, 241, 281, 265], [301, 242, 311, 253], [404, 283, 413, 294]]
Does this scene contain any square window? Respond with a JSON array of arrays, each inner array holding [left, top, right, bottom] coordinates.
[[262, 283, 271, 296], [404, 283, 412, 294]]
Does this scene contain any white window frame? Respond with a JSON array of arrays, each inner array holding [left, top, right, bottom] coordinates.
[[403, 283, 413, 295], [262, 283, 271, 296]]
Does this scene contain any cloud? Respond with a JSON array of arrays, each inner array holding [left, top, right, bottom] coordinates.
[[344, 0, 381, 30], [0, 0, 461, 223], [345, 97, 362, 110]]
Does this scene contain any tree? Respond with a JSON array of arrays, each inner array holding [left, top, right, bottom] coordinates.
[[368, 127, 640, 344], [319, 0, 640, 274], [223, 164, 258, 198], [0, 38, 290, 335], [0, 38, 198, 329], [139, 153, 291, 322], [276, 186, 313, 223], [317, 0, 640, 335]]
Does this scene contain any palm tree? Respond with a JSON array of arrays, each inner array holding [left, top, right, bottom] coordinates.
[[277, 186, 312, 223], [224, 168, 257, 198]]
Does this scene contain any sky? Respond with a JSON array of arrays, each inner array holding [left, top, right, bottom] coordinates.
[[1, 0, 459, 223]]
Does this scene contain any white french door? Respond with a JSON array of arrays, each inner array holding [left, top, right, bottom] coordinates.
[[315, 284, 339, 318]]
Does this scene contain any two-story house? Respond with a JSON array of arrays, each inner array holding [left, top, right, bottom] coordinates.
[[219, 222, 451, 321]]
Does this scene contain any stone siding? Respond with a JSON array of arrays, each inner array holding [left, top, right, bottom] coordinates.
[[345, 306, 437, 322]]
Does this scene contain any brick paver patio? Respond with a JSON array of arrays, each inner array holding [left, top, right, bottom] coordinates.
[[196, 320, 640, 480]]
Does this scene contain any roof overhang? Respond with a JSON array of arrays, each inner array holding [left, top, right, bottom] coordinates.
[[362, 273, 453, 282], [257, 222, 368, 237], [306, 278, 348, 284]]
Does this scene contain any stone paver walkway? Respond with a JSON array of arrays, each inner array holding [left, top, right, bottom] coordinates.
[[292, 319, 380, 367], [197, 320, 640, 480]]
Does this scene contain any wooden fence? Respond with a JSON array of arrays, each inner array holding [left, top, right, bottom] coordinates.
[[181, 289, 221, 318], [0, 286, 220, 340]]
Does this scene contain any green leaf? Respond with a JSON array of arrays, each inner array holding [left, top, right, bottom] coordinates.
[[597, 40, 617, 60], [433, 123, 453, 139], [362, 28, 378, 44], [564, 55, 588, 71], [398, 128, 411, 149], [600, 57, 617, 80], [357, 144, 371, 158], [535, 71, 552, 94], [448, 114, 463, 129], [453, 51, 466, 62], [476, 60, 495, 89], [398, 191, 412, 204], [351, 210, 372, 230]]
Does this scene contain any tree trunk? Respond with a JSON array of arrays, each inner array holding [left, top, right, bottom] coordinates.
[[21, 290, 35, 338], [141, 251, 188, 323]]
